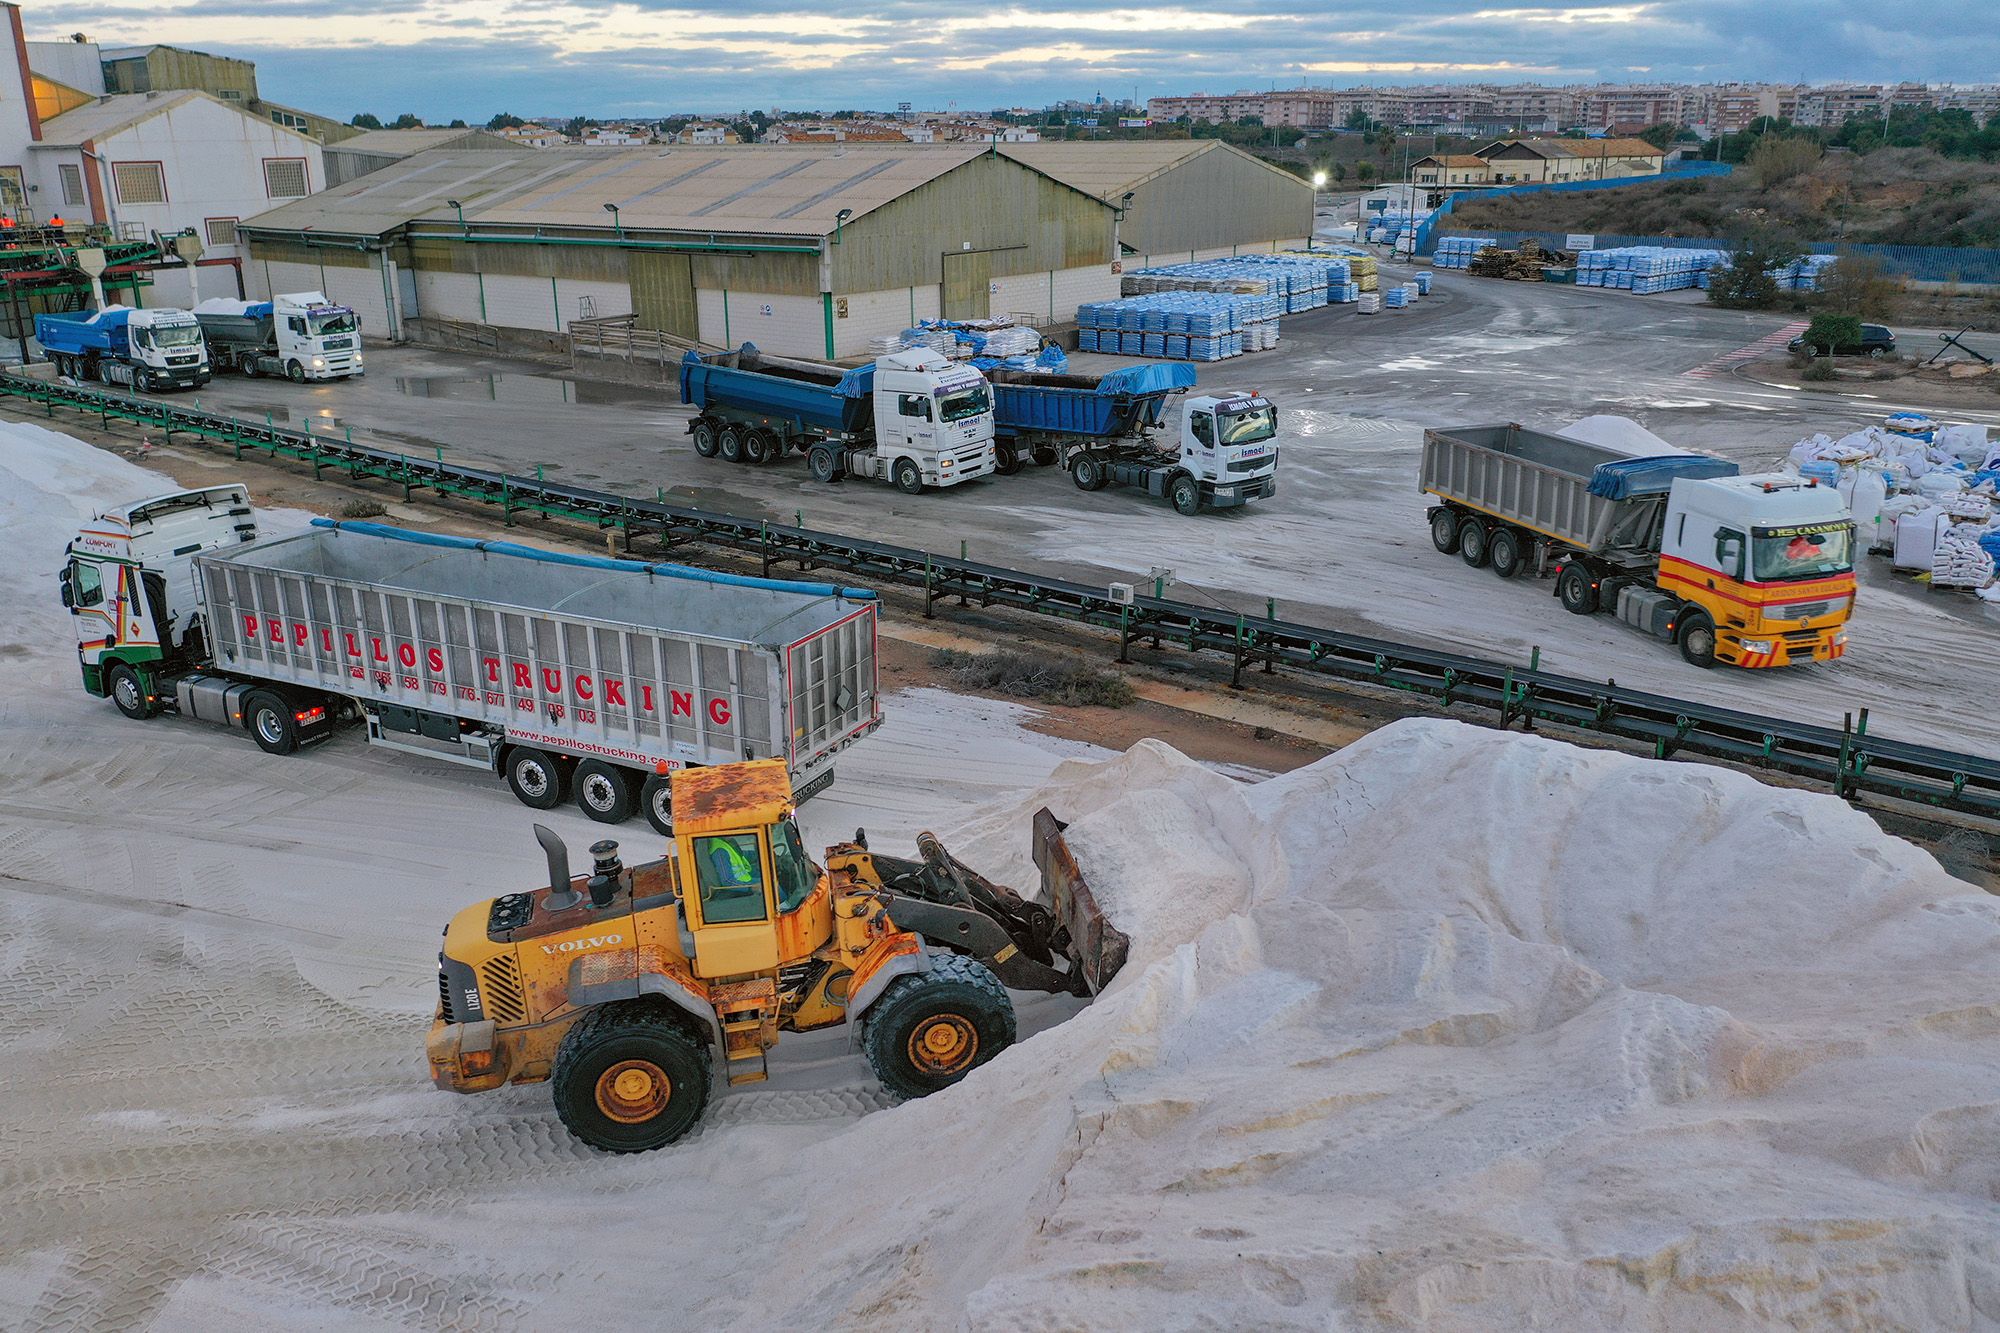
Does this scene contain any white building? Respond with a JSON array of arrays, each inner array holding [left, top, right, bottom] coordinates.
[[30, 92, 323, 274]]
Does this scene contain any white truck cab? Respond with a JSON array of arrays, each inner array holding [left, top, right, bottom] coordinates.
[[1180, 391, 1279, 501], [272, 292, 363, 379], [60, 485, 258, 711], [869, 348, 996, 489]]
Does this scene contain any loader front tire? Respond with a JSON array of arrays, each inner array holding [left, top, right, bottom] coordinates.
[[860, 953, 1016, 1100], [551, 1002, 711, 1153]]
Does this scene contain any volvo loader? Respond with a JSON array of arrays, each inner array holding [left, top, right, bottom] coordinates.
[[428, 759, 1127, 1152]]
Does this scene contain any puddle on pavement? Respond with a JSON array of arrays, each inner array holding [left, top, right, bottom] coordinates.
[[393, 372, 657, 407]]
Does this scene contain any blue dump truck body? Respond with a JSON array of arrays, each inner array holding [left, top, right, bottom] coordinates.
[[680, 345, 876, 437], [987, 362, 1197, 441], [36, 309, 129, 356]]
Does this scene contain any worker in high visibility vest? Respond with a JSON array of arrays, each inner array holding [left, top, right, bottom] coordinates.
[[1, 215, 14, 250], [47, 213, 64, 230], [706, 836, 759, 889]]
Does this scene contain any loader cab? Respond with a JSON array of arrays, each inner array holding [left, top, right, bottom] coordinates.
[[670, 760, 832, 978]]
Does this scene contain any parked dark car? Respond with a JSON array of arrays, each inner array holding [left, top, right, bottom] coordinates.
[[1789, 324, 1897, 358]]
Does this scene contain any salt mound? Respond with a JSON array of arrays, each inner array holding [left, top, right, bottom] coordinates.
[[718, 720, 2000, 1329]]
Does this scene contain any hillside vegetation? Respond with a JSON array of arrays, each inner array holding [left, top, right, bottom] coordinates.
[[1448, 147, 2000, 249]]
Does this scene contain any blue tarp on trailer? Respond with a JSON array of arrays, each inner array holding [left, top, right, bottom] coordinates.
[[1587, 455, 1740, 500], [1093, 362, 1199, 396]]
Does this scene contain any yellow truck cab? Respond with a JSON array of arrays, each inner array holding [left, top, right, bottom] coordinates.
[[1655, 474, 1856, 668]]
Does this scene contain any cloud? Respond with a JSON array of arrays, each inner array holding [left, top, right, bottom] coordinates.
[[39, 1, 1999, 121]]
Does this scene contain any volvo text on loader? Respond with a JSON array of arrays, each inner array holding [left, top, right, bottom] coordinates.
[[428, 759, 1127, 1152]]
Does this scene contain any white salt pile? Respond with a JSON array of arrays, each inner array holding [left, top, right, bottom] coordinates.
[[705, 722, 1999, 1328]]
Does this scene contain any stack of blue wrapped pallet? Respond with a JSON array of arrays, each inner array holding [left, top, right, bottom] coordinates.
[[1125, 256, 1343, 313], [1076, 291, 1276, 361], [1432, 237, 1497, 270], [1575, 246, 1731, 293]]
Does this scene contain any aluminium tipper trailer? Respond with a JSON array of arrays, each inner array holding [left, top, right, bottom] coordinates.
[[1421, 423, 1857, 669], [66, 493, 880, 833], [195, 522, 881, 828]]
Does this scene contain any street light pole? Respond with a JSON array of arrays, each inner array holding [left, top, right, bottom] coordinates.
[[602, 201, 624, 239]]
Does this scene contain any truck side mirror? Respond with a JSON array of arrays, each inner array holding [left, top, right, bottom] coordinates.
[[1713, 531, 1743, 576], [59, 576, 73, 608]]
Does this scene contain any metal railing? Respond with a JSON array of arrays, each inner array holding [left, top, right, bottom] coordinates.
[[569, 314, 706, 369], [4, 369, 1995, 826]]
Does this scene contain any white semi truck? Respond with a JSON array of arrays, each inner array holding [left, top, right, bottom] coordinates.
[[60, 486, 882, 831], [193, 292, 364, 381], [680, 344, 997, 493]]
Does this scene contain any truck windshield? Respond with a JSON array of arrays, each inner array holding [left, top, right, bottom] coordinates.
[[937, 384, 991, 422], [310, 311, 359, 336], [1753, 526, 1853, 581], [153, 325, 204, 347], [1218, 406, 1276, 444], [770, 818, 817, 913]]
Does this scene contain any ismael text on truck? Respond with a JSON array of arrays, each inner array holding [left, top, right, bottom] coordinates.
[[59, 486, 882, 831], [1422, 423, 1855, 668]]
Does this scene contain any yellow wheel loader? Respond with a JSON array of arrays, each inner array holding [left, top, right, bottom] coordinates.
[[427, 759, 1128, 1153]]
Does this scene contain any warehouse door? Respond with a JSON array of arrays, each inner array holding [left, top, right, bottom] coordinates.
[[942, 250, 991, 320], [629, 252, 698, 340]]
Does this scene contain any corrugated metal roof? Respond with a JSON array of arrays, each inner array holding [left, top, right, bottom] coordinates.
[[32, 90, 204, 148], [998, 140, 1216, 198], [243, 143, 1000, 239], [328, 128, 519, 158]]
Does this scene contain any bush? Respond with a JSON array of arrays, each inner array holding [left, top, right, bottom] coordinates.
[[1814, 255, 1903, 317], [1746, 135, 1824, 189], [1801, 314, 1862, 355], [1708, 221, 1804, 309], [1802, 357, 1839, 381], [339, 498, 388, 518], [930, 648, 1135, 709]]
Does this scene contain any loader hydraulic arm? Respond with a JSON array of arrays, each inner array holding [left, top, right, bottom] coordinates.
[[863, 808, 1129, 997]]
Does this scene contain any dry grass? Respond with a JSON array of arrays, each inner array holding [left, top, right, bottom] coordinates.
[[930, 648, 1136, 708]]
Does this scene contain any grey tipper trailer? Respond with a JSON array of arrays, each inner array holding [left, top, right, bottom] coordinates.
[[185, 520, 881, 832]]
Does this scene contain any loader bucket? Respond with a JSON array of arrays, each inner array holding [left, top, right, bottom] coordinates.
[[1032, 808, 1129, 995]]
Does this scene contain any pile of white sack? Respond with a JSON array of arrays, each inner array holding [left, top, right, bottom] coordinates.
[[1785, 418, 2000, 597]]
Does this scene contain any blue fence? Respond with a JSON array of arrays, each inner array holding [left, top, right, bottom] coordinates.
[[1412, 162, 1731, 257]]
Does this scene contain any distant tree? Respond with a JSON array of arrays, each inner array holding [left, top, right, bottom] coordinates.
[[1814, 255, 1904, 318], [389, 112, 423, 129], [487, 112, 526, 130], [1356, 161, 1375, 183], [1800, 313, 1862, 356], [1636, 122, 1679, 151], [350, 113, 383, 129], [1331, 161, 1347, 183], [1708, 221, 1803, 309], [447, 118, 467, 129], [1344, 108, 1370, 131]]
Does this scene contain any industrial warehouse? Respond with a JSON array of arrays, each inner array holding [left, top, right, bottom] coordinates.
[[234, 141, 1312, 358]]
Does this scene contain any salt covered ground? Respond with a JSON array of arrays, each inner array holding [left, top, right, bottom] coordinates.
[[2, 423, 1996, 1330]]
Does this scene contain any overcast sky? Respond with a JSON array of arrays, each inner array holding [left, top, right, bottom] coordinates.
[[43, 2, 1998, 123]]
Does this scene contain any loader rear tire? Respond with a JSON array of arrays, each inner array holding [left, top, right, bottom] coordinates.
[[552, 1002, 711, 1153], [861, 953, 1015, 1100]]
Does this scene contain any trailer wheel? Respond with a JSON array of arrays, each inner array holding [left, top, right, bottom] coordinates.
[[808, 445, 842, 483], [743, 430, 773, 466], [287, 360, 306, 384], [1558, 566, 1599, 615], [1071, 455, 1108, 492], [1168, 474, 1201, 516], [691, 420, 720, 457], [1678, 611, 1719, 669], [1488, 528, 1526, 579], [1458, 520, 1491, 568], [551, 1001, 712, 1153], [245, 691, 300, 755], [640, 773, 674, 835], [994, 442, 1022, 475], [892, 458, 924, 495], [1429, 508, 1461, 554], [860, 953, 1016, 1100], [575, 760, 636, 824], [506, 747, 568, 809], [107, 663, 156, 720], [718, 426, 744, 464]]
